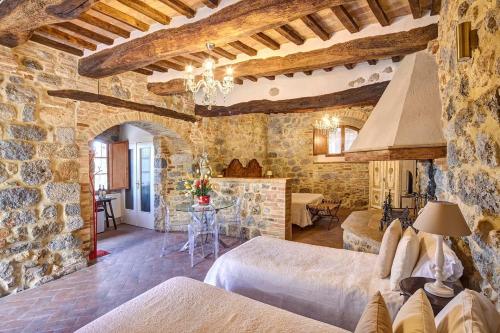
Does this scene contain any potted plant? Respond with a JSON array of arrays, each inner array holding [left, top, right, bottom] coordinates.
[[183, 175, 212, 205]]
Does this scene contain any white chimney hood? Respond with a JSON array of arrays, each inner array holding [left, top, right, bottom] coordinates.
[[344, 51, 446, 162]]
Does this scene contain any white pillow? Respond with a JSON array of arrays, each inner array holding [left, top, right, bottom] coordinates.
[[412, 232, 464, 281], [435, 289, 500, 333], [375, 219, 402, 278], [390, 227, 419, 291]]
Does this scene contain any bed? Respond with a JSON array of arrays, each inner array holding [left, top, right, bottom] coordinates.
[[76, 277, 348, 333], [292, 193, 324, 227], [204, 236, 404, 332]]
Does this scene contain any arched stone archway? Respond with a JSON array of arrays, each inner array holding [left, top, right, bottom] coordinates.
[[76, 111, 196, 257]]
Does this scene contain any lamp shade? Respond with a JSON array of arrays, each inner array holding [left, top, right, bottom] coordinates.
[[413, 201, 471, 237]]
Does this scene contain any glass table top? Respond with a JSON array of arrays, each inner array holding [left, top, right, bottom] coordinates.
[[175, 199, 236, 212]]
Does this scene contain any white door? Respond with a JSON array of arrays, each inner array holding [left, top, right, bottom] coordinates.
[[124, 142, 154, 229]]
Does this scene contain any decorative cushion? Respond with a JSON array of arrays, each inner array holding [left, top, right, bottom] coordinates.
[[390, 227, 420, 291], [354, 291, 392, 333], [376, 219, 403, 278], [435, 289, 500, 333], [412, 232, 463, 281], [393, 289, 437, 333]]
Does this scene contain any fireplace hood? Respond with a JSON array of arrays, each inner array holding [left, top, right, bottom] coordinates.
[[344, 51, 446, 162]]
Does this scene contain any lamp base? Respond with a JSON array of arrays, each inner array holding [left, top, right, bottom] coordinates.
[[424, 281, 454, 298]]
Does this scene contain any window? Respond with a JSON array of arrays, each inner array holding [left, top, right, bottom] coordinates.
[[314, 126, 359, 156], [92, 141, 108, 190]]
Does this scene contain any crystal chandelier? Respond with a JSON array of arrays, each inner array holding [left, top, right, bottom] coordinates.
[[314, 114, 340, 134], [185, 43, 234, 110]]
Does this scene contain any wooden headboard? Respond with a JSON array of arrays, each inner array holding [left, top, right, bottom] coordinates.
[[222, 159, 263, 178]]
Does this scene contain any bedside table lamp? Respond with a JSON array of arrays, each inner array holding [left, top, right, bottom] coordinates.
[[413, 201, 471, 297]]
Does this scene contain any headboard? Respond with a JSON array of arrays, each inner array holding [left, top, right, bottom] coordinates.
[[222, 159, 263, 178]]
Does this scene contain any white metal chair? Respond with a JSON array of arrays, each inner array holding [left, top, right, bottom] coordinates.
[[160, 197, 190, 257], [217, 197, 243, 242], [188, 205, 218, 267]]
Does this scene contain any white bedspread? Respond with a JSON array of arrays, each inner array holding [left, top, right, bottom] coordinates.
[[205, 236, 404, 332], [292, 193, 324, 227], [76, 277, 347, 333]]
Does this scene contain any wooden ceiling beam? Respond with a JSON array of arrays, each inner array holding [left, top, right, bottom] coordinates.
[[408, 0, 422, 19], [228, 41, 258, 56], [172, 56, 203, 68], [303, 70, 313, 75], [367, 59, 378, 65], [79, 0, 350, 77], [331, 6, 359, 33], [430, 0, 441, 15], [234, 78, 244, 85], [37, 26, 97, 51], [92, 2, 149, 32], [391, 55, 402, 62], [192, 51, 219, 62], [47, 90, 197, 122], [55, 22, 114, 45], [0, 0, 93, 47], [284, 73, 294, 78], [30, 34, 83, 56], [148, 24, 437, 96], [145, 64, 169, 72], [200, 0, 220, 8], [195, 81, 389, 117], [156, 60, 185, 71], [275, 24, 305, 45], [116, 0, 171, 25], [78, 13, 130, 38], [242, 75, 258, 82], [344, 63, 355, 70], [133, 68, 154, 75], [265, 76, 276, 80], [212, 47, 237, 60], [366, 0, 390, 26], [159, 0, 196, 18], [323, 67, 333, 72], [251, 32, 281, 50], [301, 14, 331, 41]]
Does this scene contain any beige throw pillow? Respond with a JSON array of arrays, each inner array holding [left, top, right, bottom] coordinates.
[[354, 291, 392, 333], [376, 219, 403, 278], [435, 289, 500, 333], [390, 227, 419, 291], [393, 289, 437, 333]]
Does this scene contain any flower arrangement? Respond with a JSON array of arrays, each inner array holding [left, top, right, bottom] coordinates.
[[183, 175, 212, 199]]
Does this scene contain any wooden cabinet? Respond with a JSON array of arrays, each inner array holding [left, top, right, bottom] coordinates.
[[369, 160, 417, 209], [108, 141, 129, 190]]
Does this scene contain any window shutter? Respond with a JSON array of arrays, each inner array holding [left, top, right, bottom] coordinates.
[[108, 141, 129, 190], [313, 129, 327, 155]]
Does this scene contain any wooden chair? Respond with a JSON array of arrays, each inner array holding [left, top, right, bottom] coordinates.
[[307, 199, 342, 230]]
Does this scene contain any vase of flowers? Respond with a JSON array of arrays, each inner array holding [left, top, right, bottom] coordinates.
[[183, 175, 212, 205]]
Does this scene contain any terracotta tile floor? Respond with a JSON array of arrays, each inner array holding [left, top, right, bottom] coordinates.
[[0, 225, 240, 333]]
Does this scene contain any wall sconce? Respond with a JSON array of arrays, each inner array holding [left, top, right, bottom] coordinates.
[[456, 22, 478, 61]]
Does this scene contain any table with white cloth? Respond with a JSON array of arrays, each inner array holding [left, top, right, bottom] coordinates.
[[291, 193, 324, 227]]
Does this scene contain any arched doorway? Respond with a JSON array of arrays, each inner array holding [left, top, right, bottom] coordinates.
[[77, 111, 196, 260]]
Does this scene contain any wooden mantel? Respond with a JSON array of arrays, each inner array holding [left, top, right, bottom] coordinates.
[[47, 90, 197, 122]]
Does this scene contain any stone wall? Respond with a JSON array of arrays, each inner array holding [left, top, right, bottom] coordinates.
[[436, 0, 499, 304], [266, 108, 371, 209], [211, 178, 292, 240]]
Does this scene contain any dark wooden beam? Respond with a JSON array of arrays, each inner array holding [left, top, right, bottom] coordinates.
[[149, 24, 437, 96], [344, 63, 355, 70], [37, 26, 96, 50], [116, 0, 171, 25], [430, 0, 441, 16], [78, 13, 130, 38], [30, 34, 83, 56], [79, 0, 350, 77], [200, 0, 219, 8], [391, 55, 402, 62], [301, 14, 331, 41], [366, 0, 390, 26], [331, 6, 359, 33], [55, 22, 114, 45], [323, 67, 333, 72], [234, 78, 244, 85], [47, 90, 197, 122], [172, 56, 202, 68], [0, 0, 94, 47], [344, 146, 447, 162], [228, 41, 258, 56], [242, 75, 258, 82], [284, 73, 294, 77], [275, 24, 305, 45], [264, 76, 276, 80], [195, 82, 389, 117], [408, 0, 422, 19], [156, 60, 185, 71], [367, 59, 378, 65], [145, 64, 169, 72], [303, 70, 313, 75], [133, 68, 154, 75], [212, 47, 237, 60], [92, 2, 149, 32], [251, 32, 281, 50], [159, 0, 196, 18]]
